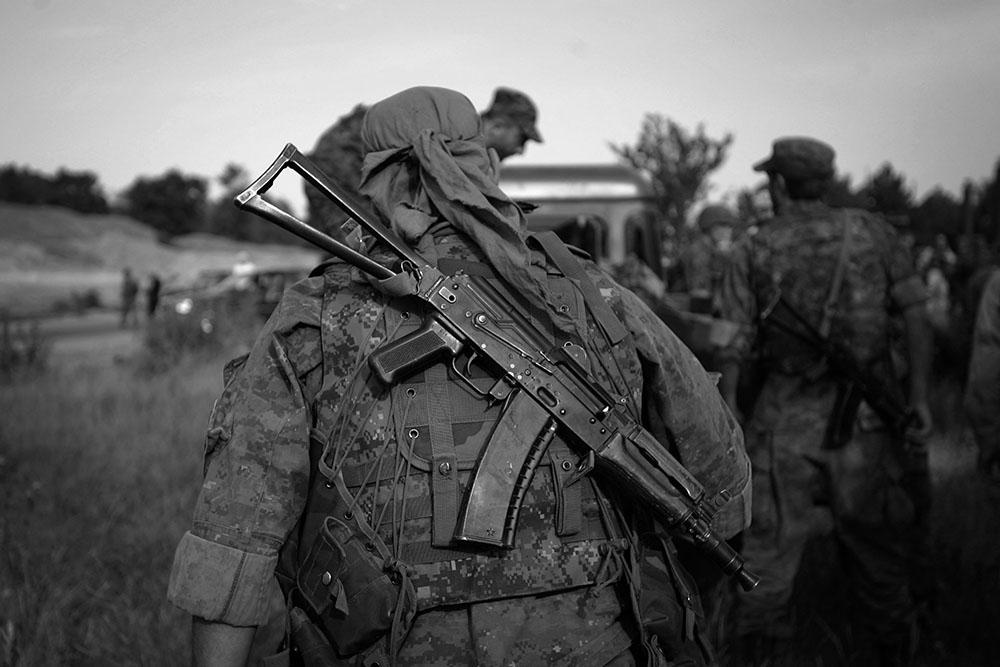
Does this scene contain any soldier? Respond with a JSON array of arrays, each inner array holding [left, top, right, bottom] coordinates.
[[964, 267, 1000, 479], [716, 137, 933, 665], [681, 204, 741, 315], [168, 86, 750, 666], [305, 104, 369, 239], [119, 267, 139, 328], [480, 86, 543, 161]]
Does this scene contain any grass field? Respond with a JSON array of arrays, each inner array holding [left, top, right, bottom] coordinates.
[[0, 354, 219, 665], [2, 349, 998, 665]]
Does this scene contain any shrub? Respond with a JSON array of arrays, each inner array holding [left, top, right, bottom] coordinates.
[[0, 314, 50, 381]]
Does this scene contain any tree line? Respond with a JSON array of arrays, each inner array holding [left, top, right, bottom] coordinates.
[[610, 112, 1000, 249], [3, 114, 999, 250], [0, 162, 297, 245]]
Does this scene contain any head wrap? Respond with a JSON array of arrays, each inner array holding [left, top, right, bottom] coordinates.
[[359, 86, 574, 335]]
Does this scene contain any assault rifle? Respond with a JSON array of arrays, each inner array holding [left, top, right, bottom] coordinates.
[[235, 143, 759, 591], [759, 292, 918, 447]]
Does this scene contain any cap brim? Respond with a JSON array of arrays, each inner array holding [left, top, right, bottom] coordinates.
[[752, 157, 773, 172]]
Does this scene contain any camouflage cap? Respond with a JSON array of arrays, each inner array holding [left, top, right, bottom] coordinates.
[[753, 136, 835, 181], [483, 86, 543, 143], [696, 204, 739, 231]]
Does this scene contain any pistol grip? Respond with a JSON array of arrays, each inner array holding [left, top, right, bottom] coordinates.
[[369, 317, 462, 385]]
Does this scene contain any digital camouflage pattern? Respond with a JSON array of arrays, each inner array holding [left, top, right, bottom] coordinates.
[[717, 200, 930, 651], [170, 228, 749, 664]]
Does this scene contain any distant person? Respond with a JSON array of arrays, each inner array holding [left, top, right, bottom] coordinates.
[[119, 267, 139, 328], [964, 267, 1000, 480], [916, 233, 957, 278], [717, 136, 934, 664], [480, 86, 543, 161], [231, 251, 256, 290], [305, 103, 369, 239], [145, 272, 162, 320], [681, 203, 740, 315]]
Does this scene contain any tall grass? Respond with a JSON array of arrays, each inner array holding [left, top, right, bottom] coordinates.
[[0, 356, 223, 665]]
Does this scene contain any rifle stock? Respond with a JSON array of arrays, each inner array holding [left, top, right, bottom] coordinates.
[[236, 144, 759, 592]]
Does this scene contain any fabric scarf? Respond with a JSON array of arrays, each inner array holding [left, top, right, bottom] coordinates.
[[358, 86, 577, 337]]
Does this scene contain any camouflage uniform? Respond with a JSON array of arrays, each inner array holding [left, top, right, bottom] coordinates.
[[168, 224, 750, 666], [965, 268, 1000, 474], [717, 197, 929, 653]]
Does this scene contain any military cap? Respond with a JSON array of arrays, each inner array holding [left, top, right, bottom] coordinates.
[[483, 86, 543, 142], [696, 204, 739, 231], [753, 136, 835, 180]]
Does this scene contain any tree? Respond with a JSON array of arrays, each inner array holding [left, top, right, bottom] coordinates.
[[51, 168, 109, 213], [859, 163, 914, 216], [121, 169, 207, 238], [910, 188, 961, 245], [204, 163, 249, 239], [0, 164, 108, 213], [610, 114, 733, 230], [0, 164, 53, 205], [204, 163, 307, 245]]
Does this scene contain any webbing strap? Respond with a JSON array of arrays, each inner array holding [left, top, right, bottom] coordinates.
[[425, 365, 460, 547], [819, 213, 854, 338], [533, 231, 628, 345]]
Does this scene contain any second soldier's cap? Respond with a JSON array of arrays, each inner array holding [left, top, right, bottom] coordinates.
[[483, 87, 543, 143], [696, 204, 740, 231], [753, 137, 835, 180]]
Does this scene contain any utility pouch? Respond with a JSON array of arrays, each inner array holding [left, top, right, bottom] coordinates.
[[635, 534, 712, 666], [296, 515, 415, 658]]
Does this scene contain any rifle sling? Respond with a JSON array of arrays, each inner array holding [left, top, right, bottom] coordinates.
[[819, 213, 853, 338], [533, 231, 628, 346]]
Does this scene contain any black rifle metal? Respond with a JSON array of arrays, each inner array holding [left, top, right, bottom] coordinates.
[[235, 143, 759, 591]]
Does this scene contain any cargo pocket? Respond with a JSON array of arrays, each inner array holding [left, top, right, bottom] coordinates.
[[296, 516, 414, 657]]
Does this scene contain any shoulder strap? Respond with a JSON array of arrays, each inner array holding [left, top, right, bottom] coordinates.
[[819, 213, 854, 338], [532, 231, 628, 346]]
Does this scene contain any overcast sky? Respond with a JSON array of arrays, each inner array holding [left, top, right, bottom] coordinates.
[[3, 0, 998, 215]]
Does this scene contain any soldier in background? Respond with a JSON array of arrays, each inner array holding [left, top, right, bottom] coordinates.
[[479, 86, 543, 161], [681, 203, 741, 315], [305, 104, 369, 239], [305, 87, 541, 240], [119, 267, 139, 329], [145, 272, 162, 321], [716, 137, 933, 665]]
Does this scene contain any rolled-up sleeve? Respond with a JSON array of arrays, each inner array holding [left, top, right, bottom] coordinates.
[[167, 280, 324, 625], [168, 532, 280, 625]]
